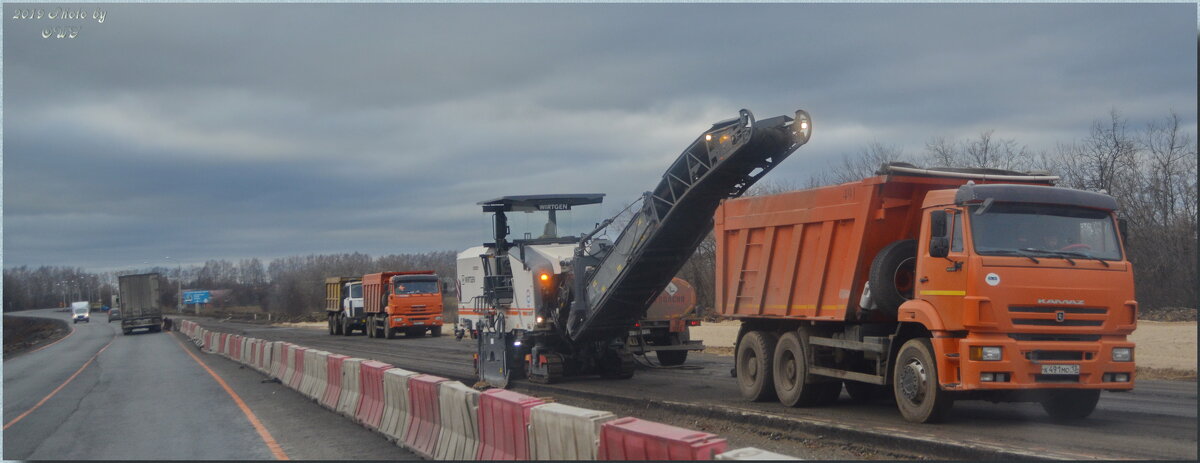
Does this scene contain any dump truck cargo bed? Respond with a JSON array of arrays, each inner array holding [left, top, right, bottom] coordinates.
[[714, 173, 1049, 322]]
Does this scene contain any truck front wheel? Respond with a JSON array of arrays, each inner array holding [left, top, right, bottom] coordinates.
[[894, 338, 953, 423], [340, 316, 352, 336], [656, 350, 687, 366], [1041, 389, 1100, 421], [429, 326, 442, 337], [736, 331, 778, 402]]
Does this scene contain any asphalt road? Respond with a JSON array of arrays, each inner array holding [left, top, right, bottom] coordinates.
[[3, 308, 418, 460], [187, 316, 1198, 460]]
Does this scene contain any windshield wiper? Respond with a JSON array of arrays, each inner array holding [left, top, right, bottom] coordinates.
[[985, 249, 1040, 263], [1021, 248, 1075, 265], [1049, 250, 1112, 267]]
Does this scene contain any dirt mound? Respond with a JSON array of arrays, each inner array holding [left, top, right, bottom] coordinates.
[[1140, 307, 1197, 322], [4, 315, 70, 359]]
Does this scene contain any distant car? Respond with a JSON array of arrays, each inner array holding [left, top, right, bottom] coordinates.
[[108, 308, 121, 323], [72, 306, 91, 324]]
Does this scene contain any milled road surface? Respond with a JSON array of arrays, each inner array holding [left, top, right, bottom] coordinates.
[[186, 315, 1198, 460], [3, 309, 418, 460]]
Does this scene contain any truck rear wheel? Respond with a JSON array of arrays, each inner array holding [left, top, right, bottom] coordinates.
[[894, 338, 953, 423], [1041, 389, 1100, 421], [656, 350, 688, 366], [772, 331, 838, 407], [367, 316, 376, 338], [868, 239, 917, 317], [328, 316, 337, 335], [736, 331, 778, 402]]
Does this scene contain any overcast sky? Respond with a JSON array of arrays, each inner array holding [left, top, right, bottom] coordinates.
[[3, 3, 1196, 272]]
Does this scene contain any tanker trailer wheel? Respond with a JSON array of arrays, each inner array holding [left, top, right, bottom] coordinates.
[[736, 331, 778, 402], [868, 240, 917, 317], [656, 350, 688, 366], [772, 331, 840, 407], [1040, 389, 1100, 421], [894, 338, 953, 423]]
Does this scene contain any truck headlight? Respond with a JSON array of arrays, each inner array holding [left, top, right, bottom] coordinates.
[[536, 316, 544, 324], [1112, 347, 1132, 362], [970, 346, 1002, 361], [394, 317, 404, 323]]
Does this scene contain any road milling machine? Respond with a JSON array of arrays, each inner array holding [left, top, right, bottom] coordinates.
[[456, 109, 813, 387]]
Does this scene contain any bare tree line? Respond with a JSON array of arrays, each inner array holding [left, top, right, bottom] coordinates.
[[4, 109, 1194, 316], [4, 251, 457, 315]]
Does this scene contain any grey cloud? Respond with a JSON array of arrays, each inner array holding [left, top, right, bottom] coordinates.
[[4, 3, 1195, 270]]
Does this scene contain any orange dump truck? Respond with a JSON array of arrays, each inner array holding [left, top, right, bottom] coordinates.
[[363, 271, 445, 339], [717, 164, 1136, 423]]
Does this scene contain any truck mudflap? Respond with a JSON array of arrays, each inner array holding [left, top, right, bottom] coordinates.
[[478, 331, 511, 388]]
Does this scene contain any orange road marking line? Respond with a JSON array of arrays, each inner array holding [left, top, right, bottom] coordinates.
[[170, 332, 290, 460], [4, 338, 112, 430]]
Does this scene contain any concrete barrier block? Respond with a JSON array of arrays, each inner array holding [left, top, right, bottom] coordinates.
[[529, 402, 616, 460], [435, 381, 481, 461], [379, 368, 419, 442]]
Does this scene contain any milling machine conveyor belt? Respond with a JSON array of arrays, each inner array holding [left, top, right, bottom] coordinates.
[[567, 109, 811, 342]]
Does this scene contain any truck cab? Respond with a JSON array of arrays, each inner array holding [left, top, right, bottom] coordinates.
[[326, 277, 365, 335], [907, 183, 1135, 395], [363, 271, 445, 339]]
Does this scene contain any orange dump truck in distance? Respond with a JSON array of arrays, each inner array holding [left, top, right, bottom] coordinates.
[[363, 271, 445, 339], [717, 164, 1135, 423]]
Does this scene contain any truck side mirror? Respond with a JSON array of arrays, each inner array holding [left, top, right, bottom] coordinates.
[[1118, 218, 1129, 241], [929, 210, 950, 258]]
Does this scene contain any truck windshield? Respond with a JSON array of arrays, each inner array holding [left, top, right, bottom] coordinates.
[[74, 308, 88, 315], [968, 203, 1122, 261], [349, 283, 362, 298], [392, 279, 439, 295]]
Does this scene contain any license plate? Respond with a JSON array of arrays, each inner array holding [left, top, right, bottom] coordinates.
[[414, 321, 425, 325], [1041, 364, 1080, 375]]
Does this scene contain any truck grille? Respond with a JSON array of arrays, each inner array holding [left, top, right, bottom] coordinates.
[[1012, 319, 1104, 327], [1009, 306, 1107, 315], [1009, 333, 1101, 342], [1008, 306, 1107, 327], [1025, 350, 1091, 361]]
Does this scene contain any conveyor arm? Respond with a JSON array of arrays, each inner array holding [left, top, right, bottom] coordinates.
[[567, 109, 811, 341]]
